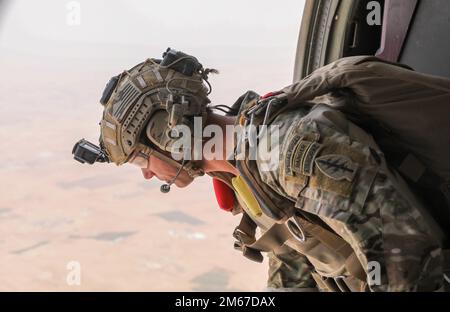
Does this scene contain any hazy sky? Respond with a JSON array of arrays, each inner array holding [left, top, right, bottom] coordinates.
[[0, 0, 304, 66], [0, 0, 305, 108]]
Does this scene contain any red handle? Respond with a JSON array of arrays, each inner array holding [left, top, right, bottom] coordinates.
[[212, 178, 235, 212]]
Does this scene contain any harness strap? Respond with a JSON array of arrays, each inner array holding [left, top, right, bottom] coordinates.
[[443, 249, 450, 274], [150, 148, 204, 178], [294, 214, 366, 282], [234, 212, 367, 283], [233, 214, 290, 263]]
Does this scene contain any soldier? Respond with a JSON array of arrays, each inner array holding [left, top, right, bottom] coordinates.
[[73, 48, 450, 292]]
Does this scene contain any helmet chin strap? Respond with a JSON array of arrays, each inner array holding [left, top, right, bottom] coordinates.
[[147, 148, 204, 193], [134, 143, 204, 193], [160, 159, 187, 193]]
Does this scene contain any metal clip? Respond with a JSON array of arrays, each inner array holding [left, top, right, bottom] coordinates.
[[247, 114, 257, 148], [286, 216, 306, 243], [261, 98, 278, 126], [246, 99, 266, 116]]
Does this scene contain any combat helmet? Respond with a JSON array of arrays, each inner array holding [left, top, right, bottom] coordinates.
[[73, 48, 218, 190]]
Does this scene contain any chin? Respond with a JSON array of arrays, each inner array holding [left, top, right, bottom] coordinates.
[[174, 178, 193, 188]]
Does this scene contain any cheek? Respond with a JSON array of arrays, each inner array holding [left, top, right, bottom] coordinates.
[[149, 156, 177, 175], [148, 155, 194, 185]]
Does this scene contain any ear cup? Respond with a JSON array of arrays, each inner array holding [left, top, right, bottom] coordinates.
[[145, 110, 195, 155], [145, 110, 171, 151]]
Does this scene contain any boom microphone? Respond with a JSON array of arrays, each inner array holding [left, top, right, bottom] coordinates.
[[160, 159, 186, 193]]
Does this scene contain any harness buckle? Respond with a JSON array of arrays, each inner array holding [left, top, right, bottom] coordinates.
[[232, 227, 263, 263], [232, 228, 255, 245]]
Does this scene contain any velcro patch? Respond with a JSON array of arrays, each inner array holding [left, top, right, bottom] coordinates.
[[315, 154, 358, 182], [113, 81, 142, 120]]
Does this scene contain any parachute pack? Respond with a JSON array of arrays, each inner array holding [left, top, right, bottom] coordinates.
[[264, 55, 450, 243]]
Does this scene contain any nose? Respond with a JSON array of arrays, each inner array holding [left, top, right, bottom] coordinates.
[[141, 168, 154, 180]]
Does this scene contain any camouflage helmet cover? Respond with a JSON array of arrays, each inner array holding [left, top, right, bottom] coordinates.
[[99, 50, 212, 165]]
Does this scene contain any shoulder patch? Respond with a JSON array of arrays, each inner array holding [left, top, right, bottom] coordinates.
[[315, 154, 358, 182], [291, 140, 322, 176], [284, 134, 303, 176]]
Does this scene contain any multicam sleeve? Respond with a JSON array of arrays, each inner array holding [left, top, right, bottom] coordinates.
[[266, 247, 318, 291], [317, 170, 444, 291], [276, 119, 445, 291]]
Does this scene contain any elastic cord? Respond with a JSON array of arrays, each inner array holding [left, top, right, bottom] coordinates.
[[165, 77, 206, 95]]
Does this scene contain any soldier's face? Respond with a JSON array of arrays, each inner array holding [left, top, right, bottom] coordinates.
[[140, 154, 194, 188]]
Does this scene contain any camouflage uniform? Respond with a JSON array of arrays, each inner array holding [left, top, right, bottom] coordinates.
[[267, 250, 317, 290], [253, 104, 443, 291], [227, 55, 449, 292], [75, 50, 449, 292]]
